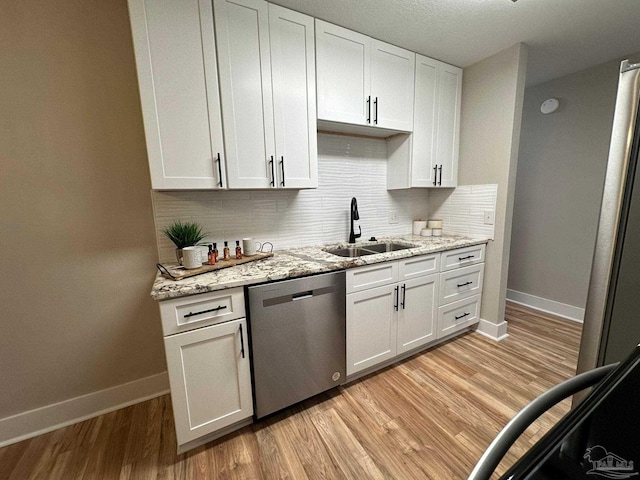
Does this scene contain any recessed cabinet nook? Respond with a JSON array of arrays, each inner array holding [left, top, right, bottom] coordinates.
[[129, 0, 462, 191]]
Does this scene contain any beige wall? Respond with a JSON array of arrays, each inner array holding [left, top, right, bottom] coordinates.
[[458, 44, 528, 334], [0, 0, 165, 419], [508, 54, 640, 310]]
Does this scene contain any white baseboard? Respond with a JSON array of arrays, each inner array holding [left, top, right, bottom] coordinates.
[[475, 318, 509, 341], [506, 289, 584, 323], [0, 371, 169, 448]]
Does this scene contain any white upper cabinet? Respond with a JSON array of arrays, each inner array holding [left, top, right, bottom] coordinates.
[[214, 0, 317, 189], [269, 4, 318, 189], [370, 40, 415, 131], [128, 0, 226, 190], [316, 20, 414, 135], [316, 22, 371, 126], [435, 62, 462, 187], [387, 55, 462, 189]]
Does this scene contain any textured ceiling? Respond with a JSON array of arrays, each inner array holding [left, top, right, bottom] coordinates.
[[270, 0, 640, 86]]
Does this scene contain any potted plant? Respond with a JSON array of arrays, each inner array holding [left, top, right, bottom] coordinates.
[[162, 220, 208, 264]]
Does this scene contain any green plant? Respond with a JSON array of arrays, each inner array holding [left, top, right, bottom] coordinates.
[[162, 221, 207, 249]]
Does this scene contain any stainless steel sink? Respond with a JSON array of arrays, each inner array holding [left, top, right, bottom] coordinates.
[[324, 242, 415, 257], [363, 242, 413, 253], [325, 247, 378, 257]]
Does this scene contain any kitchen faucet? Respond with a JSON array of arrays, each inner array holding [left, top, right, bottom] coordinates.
[[349, 197, 361, 243]]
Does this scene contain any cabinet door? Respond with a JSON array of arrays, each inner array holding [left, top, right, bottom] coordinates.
[[397, 274, 438, 354], [316, 20, 370, 126], [347, 284, 397, 375], [435, 63, 462, 187], [411, 54, 439, 187], [214, 0, 274, 189], [129, 0, 225, 189], [269, 5, 318, 189], [164, 319, 252, 446], [370, 40, 415, 132]]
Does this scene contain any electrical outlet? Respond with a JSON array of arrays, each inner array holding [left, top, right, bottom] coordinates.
[[484, 210, 495, 225], [389, 211, 399, 224]]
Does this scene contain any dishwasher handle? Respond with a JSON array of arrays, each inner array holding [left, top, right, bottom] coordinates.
[[262, 285, 337, 307], [292, 290, 313, 301]]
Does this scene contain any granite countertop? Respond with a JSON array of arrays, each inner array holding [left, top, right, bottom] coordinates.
[[151, 234, 489, 301]]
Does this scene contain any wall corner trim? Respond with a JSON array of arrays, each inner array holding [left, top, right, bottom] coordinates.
[[475, 318, 509, 341], [0, 371, 169, 448], [507, 289, 585, 323]]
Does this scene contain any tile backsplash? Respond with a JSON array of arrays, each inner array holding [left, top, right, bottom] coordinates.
[[152, 133, 496, 263], [430, 184, 497, 239]]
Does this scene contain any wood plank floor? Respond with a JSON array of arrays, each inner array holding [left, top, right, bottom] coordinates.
[[0, 302, 582, 480]]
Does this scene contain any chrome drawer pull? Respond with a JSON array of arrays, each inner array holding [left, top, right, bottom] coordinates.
[[455, 312, 470, 320], [458, 255, 474, 261], [457, 281, 473, 288], [183, 305, 227, 318]]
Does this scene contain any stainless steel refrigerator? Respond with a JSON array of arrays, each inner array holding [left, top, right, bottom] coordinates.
[[577, 60, 640, 373]]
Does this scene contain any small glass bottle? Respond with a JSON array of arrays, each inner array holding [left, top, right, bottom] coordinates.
[[223, 241, 230, 261], [235, 240, 242, 259], [212, 242, 218, 263], [208, 245, 216, 265]]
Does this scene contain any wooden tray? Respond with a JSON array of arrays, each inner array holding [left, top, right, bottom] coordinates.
[[156, 252, 274, 281]]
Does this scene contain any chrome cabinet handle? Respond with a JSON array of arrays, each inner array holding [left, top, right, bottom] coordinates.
[[457, 281, 473, 288], [183, 305, 227, 318], [280, 156, 285, 187], [455, 312, 470, 321], [269, 156, 275, 187], [239, 324, 245, 359], [216, 153, 223, 188]]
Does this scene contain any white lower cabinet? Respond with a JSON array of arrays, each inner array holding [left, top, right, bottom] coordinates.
[[436, 245, 485, 339], [346, 255, 439, 376], [397, 274, 439, 354], [347, 284, 398, 375], [159, 287, 253, 453], [346, 244, 487, 377]]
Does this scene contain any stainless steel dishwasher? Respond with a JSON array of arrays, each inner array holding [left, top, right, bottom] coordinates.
[[247, 271, 346, 418]]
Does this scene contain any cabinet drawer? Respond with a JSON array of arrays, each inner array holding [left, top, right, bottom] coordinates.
[[159, 287, 245, 336], [437, 294, 481, 339], [347, 262, 399, 294], [441, 244, 486, 271], [399, 253, 440, 280], [439, 263, 484, 305]]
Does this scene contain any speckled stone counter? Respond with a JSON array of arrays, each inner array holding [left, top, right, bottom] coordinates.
[[151, 234, 489, 301]]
